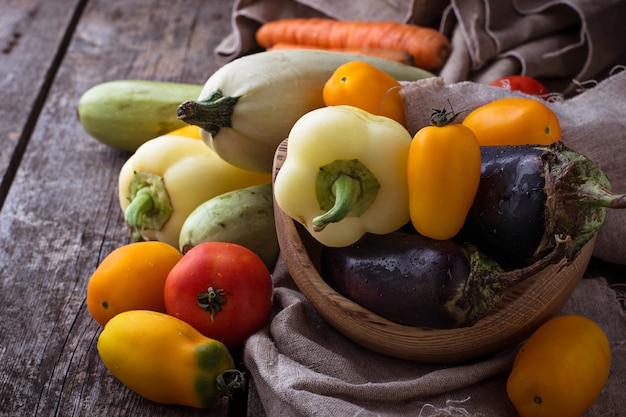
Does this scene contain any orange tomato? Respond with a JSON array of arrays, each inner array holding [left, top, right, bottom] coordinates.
[[86, 241, 183, 326], [407, 110, 481, 240], [323, 61, 406, 126], [507, 315, 611, 417], [462, 97, 561, 146]]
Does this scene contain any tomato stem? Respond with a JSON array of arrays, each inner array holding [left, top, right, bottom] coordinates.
[[430, 100, 463, 127], [197, 287, 229, 321]]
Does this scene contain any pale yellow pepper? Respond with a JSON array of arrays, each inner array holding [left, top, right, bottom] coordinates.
[[273, 105, 412, 247], [118, 135, 270, 247]]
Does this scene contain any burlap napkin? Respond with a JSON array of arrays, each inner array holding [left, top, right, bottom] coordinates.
[[244, 255, 625, 416]]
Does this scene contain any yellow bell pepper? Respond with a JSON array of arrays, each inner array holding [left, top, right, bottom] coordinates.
[[273, 105, 412, 247], [118, 135, 271, 247], [97, 310, 245, 408]]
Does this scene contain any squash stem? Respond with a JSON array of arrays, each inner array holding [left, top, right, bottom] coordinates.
[[176, 89, 240, 137]]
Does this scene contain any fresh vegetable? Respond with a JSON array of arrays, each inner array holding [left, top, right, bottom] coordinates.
[[267, 42, 414, 65], [273, 105, 413, 247], [165, 124, 203, 140], [118, 135, 270, 248], [320, 231, 570, 329], [323, 61, 406, 126], [489, 75, 550, 97], [255, 18, 451, 70], [179, 183, 279, 270], [407, 107, 481, 240], [86, 241, 183, 326], [507, 315, 611, 417], [176, 49, 432, 173], [164, 242, 273, 348], [459, 141, 626, 268], [461, 97, 561, 146], [97, 310, 245, 408], [78, 80, 203, 151]]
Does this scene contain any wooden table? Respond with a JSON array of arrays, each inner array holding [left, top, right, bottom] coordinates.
[[2, 1, 626, 416], [0, 0, 247, 415]]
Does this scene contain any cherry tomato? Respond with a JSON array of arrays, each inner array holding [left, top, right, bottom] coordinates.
[[461, 97, 561, 146], [490, 75, 550, 97], [407, 107, 482, 240], [86, 241, 183, 326], [507, 315, 611, 417], [323, 61, 406, 126], [163, 241, 273, 348]]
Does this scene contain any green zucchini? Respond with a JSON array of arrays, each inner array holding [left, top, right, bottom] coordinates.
[[77, 80, 203, 152], [179, 183, 279, 270]]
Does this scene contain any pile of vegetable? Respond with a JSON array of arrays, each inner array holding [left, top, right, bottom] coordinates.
[[77, 19, 622, 413]]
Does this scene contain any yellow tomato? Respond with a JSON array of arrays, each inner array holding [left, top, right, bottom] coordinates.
[[323, 61, 406, 126], [407, 117, 481, 240], [86, 241, 183, 326], [462, 97, 561, 146], [507, 315, 611, 417]]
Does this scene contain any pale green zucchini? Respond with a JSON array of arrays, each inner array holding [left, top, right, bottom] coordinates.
[[78, 80, 203, 152]]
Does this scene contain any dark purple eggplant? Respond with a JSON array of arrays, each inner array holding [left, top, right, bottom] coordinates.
[[459, 141, 626, 268], [320, 231, 570, 329]]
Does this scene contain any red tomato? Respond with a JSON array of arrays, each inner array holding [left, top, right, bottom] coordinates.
[[164, 242, 273, 348], [490, 75, 550, 97]]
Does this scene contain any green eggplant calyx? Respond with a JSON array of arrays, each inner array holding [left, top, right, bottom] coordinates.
[[176, 89, 240, 137], [312, 159, 380, 232], [539, 141, 624, 260], [124, 171, 173, 241], [216, 369, 246, 399], [197, 287, 230, 321], [451, 236, 571, 326]]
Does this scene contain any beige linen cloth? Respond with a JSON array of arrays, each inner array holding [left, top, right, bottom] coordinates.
[[213, 1, 626, 415]]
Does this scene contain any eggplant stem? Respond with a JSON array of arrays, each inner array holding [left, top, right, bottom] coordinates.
[[578, 183, 626, 209]]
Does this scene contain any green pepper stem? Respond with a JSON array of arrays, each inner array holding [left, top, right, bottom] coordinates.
[[123, 171, 173, 241], [216, 369, 246, 399], [312, 174, 361, 232], [124, 188, 154, 242], [176, 89, 240, 137], [125, 188, 154, 227]]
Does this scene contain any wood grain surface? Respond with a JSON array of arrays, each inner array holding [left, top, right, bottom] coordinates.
[[0, 1, 243, 416]]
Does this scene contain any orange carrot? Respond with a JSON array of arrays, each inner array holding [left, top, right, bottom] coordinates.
[[267, 42, 415, 65], [255, 18, 451, 70]]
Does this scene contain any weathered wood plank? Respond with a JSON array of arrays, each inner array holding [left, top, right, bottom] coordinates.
[[0, 0, 84, 210], [0, 0, 238, 416]]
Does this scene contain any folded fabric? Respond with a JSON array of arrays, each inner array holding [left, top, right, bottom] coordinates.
[[244, 256, 625, 416], [215, 0, 626, 95], [440, 0, 626, 95]]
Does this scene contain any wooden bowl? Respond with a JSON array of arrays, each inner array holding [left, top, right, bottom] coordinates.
[[272, 140, 595, 364]]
